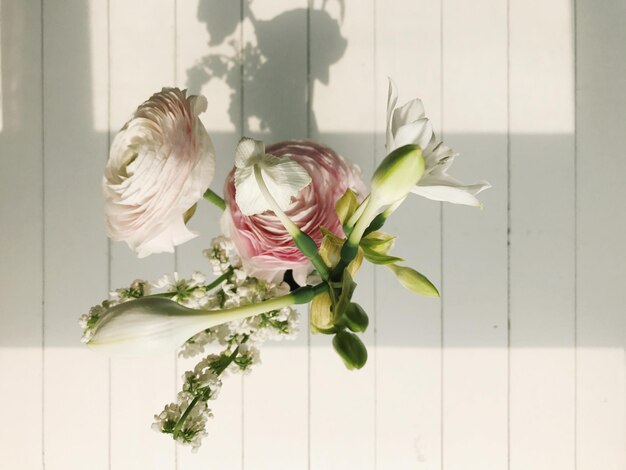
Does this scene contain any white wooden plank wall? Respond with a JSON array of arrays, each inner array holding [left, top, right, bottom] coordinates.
[[43, 2, 109, 468], [175, 2, 244, 468], [0, 1, 624, 469]]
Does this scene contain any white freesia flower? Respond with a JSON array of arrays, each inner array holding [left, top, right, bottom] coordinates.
[[233, 137, 312, 216], [103, 88, 216, 258], [386, 78, 491, 207]]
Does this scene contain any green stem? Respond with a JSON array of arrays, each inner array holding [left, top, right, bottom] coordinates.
[[203, 187, 226, 211], [172, 343, 243, 437], [172, 394, 202, 437], [344, 195, 371, 236], [362, 197, 405, 237], [144, 268, 234, 300], [341, 197, 380, 264], [191, 282, 328, 321], [204, 267, 234, 291], [253, 165, 330, 281]]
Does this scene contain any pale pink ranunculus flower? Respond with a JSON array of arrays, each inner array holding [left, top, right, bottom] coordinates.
[[103, 88, 216, 258], [221, 140, 366, 286]]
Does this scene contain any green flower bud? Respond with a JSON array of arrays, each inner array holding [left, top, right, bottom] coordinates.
[[342, 302, 369, 333], [332, 330, 368, 370], [371, 144, 424, 208], [387, 264, 440, 298]]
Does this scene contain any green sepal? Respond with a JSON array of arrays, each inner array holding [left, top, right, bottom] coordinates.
[[335, 189, 359, 226], [183, 203, 197, 224], [319, 226, 340, 240], [360, 231, 396, 255], [362, 245, 404, 265], [332, 330, 368, 370], [387, 264, 440, 298]]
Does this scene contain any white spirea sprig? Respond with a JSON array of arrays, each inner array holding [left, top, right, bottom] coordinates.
[[154, 238, 299, 449], [80, 235, 300, 450]]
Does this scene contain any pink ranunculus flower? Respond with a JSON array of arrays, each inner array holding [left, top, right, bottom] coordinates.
[[103, 88, 216, 258], [222, 140, 366, 286]]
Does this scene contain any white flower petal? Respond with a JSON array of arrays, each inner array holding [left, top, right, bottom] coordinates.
[[234, 166, 268, 215], [384, 80, 490, 208], [235, 137, 265, 168], [261, 156, 312, 211], [392, 98, 426, 135], [411, 177, 492, 207], [190, 94, 208, 114], [87, 297, 284, 356], [135, 218, 198, 258], [235, 145, 311, 216], [291, 265, 311, 287], [424, 141, 457, 171], [386, 78, 399, 151], [393, 118, 434, 150]]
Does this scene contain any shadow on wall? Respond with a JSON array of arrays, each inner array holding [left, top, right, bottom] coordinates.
[[187, 0, 347, 137]]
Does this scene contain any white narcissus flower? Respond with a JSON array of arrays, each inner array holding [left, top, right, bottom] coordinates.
[[386, 78, 491, 207], [233, 137, 312, 216], [103, 88, 216, 258]]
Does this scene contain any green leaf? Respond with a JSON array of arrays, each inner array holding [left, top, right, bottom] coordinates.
[[361, 245, 404, 265], [335, 189, 359, 225], [387, 264, 440, 297]]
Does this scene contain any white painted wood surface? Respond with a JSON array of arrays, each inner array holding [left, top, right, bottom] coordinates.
[[0, 1, 624, 469]]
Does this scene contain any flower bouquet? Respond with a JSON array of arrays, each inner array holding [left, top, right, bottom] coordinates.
[[80, 81, 489, 450]]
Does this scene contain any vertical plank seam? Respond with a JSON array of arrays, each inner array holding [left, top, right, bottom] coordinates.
[[306, 1, 312, 469], [506, 0, 512, 468], [106, 1, 112, 468], [372, 0, 378, 465], [240, 2, 245, 469], [439, 0, 445, 468], [41, 0, 46, 467], [572, 0, 578, 468], [173, 1, 179, 469]]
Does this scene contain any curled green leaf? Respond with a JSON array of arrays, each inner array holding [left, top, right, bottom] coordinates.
[[333, 270, 357, 323], [362, 245, 404, 265]]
